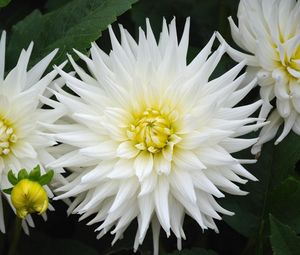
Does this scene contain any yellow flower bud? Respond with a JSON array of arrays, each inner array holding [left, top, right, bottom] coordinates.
[[11, 179, 49, 219]]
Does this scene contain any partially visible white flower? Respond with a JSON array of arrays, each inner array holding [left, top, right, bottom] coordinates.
[[48, 18, 264, 254], [218, 0, 300, 153], [0, 31, 66, 233]]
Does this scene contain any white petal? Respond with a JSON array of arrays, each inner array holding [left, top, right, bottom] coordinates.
[[0, 195, 5, 233], [197, 146, 237, 166], [154, 175, 170, 236], [178, 129, 232, 150], [0, 31, 6, 81], [117, 141, 140, 159], [276, 99, 291, 118], [107, 159, 134, 179], [81, 161, 115, 183], [216, 32, 258, 66], [169, 169, 196, 203], [138, 194, 154, 242], [275, 110, 297, 144], [151, 217, 160, 255], [26, 48, 58, 87], [11, 141, 37, 159], [80, 141, 118, 159], [220, 137, 258, 153], [173, 149, 206, 170], [139, 173, 157, 196], [134, 151, 153, 180], [109, 178, 139, 212], [191, 171, 224, 198], [272, 69, 289, 100], [154, 153, 171, 175], [204, 169, 248, 196], [252, 110, 282, 154], [169, 196, 185, 239]]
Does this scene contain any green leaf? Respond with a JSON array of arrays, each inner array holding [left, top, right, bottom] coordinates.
[[6, 0, 138, 69], [7, 170, 18, 185], [221, 132, 300, 250], [164, 248, 218, 255], [29, 165, 41, 181], [38, 170, 54, 186], [45, 0, 72, 11], [269, 215, 300, 255], [17, 169, 28, 181], [0, 0, 11, 7], [2, 187, 12, 195], [270, 177, 300, 232]]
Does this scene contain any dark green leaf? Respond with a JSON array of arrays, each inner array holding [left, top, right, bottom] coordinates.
[[0, 0, 11, 8], [7, 0, 138, 69], [270, 177, 300, 232], [7, 170, 18, 185], [2, 187, 12, 194], [223, 132, 300, 234], [164, 248, 218, 255], [269, 215, 300, 255], [29, 165, 41, 181], [17, 169, 28, 181], [45, 0, 72, 11], [221, 132, 300, 252], [38, 170, 54, 186]]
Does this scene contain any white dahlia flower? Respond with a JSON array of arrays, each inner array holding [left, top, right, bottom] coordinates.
[[48, 18, 264, 254], [218, 0, 300, 153], [0, 31, 66, 233]]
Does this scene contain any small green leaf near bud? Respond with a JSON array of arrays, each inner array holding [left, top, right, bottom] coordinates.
[[29, 165, 41, 181], [5, 166, 53, 219], [3, 188, 13, 194], [38, 170, 54, 186], [17, 169, 28, 181], [8, 170, 18, 185], [0, 0, 11, 8]]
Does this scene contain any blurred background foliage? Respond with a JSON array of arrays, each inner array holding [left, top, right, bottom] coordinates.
[[0, 0, 299, 255]]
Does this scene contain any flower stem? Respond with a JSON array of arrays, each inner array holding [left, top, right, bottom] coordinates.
[[7, 217, 22, 255]]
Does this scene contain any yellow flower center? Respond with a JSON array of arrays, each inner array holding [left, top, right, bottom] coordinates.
[[11, 179, 49, 219], [0, 118, 17, 156], [288, 44, 300, 72], [128, 108, 174, 154], [276, 43, 300, 80]]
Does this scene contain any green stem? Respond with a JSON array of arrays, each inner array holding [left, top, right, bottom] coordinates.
[[7, 217, 22, 255]]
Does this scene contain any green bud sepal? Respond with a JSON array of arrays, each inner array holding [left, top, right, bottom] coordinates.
[[3, 165, 54, 194]]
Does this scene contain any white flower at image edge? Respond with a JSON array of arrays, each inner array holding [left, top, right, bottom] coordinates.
[[218, 0, 300, 153], [48, 18, 265, 254], [0, 31, 66, 233]]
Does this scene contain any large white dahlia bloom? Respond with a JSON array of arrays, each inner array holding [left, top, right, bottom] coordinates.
[[49, 19, 264, 254], [0, 31, 66, 233], [219, 0, 300, 153]]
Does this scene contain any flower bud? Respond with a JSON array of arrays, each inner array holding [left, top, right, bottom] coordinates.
[[11, 179, 48, 219]]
